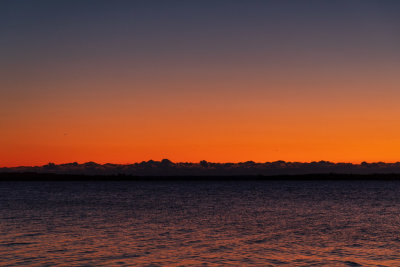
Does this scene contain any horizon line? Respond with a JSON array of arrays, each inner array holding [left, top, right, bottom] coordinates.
[[3, 159, 400, 169]]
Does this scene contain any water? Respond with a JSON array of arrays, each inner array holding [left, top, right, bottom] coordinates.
[[1, 180, 400, 266]]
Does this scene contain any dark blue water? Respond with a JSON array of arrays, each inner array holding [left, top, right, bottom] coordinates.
[[1, 181, 400, 266]]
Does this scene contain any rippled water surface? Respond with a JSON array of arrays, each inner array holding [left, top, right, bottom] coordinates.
[[1, 180, 400, 266]]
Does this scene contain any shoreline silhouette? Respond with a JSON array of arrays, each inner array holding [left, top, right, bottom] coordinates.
[[3, 160, 400, 180]]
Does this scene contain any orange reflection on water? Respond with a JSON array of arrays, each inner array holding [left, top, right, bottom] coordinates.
[[1, 181, 400, 266]]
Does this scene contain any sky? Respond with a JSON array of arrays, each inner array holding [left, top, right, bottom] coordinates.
[[1, 0, 400, 166]]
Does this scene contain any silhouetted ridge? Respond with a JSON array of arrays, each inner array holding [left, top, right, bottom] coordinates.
[[3, 160, 400, 176]]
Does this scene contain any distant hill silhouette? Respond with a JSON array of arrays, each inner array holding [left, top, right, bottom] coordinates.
[[2, 160, 400, 177]]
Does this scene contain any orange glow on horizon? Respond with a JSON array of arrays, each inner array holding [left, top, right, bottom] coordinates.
[[3, 76, 400, 167]]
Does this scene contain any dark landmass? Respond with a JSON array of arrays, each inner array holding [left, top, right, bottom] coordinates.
[[3, 159, 400, 176], [3, 160, 400, 180], [2, 172, 400, 181]]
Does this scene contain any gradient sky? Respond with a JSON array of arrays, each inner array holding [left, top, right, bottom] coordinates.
[[1, 0, 400, 166]]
